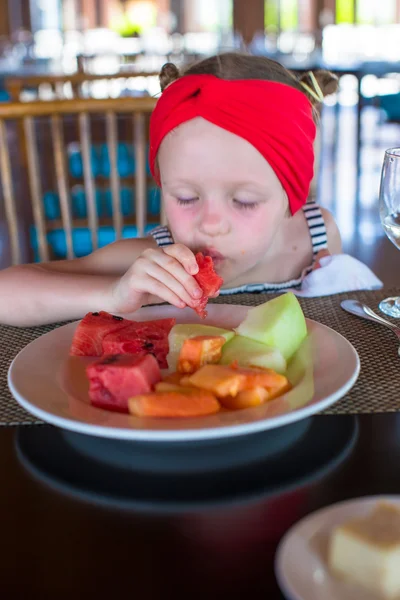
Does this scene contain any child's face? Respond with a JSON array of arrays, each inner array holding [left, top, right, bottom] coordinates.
[[158, 118, 289, 284]]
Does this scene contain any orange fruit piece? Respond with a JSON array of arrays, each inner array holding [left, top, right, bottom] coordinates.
[[178, 335, 226, 374], [220, 387, 269, 410], [155, 381, 197, 393], [235, 366, 291, 398], [162, 372, 184, 385], [185, 365, 247, 398], [128, 391, 220, 418]]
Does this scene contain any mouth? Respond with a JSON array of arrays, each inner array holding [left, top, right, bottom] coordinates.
[[200, 248, 225, 263]]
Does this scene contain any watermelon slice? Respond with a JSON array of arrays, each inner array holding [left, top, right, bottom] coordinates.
[[87, 353, 161, 413], [102, 318, 175, 369], [193, 253, 224, 319], [70, 311, 131, 356]]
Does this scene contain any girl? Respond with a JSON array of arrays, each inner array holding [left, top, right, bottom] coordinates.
[[0, 52, 341, 327]]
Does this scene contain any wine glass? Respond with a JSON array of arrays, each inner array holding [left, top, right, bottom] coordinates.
[[379, 148, 400, 317]]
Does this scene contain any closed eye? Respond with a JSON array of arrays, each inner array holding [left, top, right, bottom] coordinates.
[[177, 197, 199, 206], [233, 199, 259, 210]]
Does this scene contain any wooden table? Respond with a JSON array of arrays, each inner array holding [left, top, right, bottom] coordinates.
[[1, 413, 399, 598], [2, 289, 400, 598]]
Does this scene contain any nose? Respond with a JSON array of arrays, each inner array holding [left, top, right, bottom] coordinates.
[[198, 203, 230, 237]]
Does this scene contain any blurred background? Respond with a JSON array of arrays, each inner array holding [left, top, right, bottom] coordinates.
[[0, 0, 399, 281]]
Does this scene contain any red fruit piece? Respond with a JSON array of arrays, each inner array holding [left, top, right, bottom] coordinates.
[[87, 353, 161, 413], [193, 253, 224, 319], [70, 311, 131, 357], [102, 318, 175, 369]]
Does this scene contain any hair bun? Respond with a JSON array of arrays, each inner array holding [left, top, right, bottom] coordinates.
[[299, 69, 339, 104], [159, 63, 180, 92]]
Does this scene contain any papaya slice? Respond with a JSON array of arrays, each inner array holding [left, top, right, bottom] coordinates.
[[128, 390, 220, 418], [233, 365, 291, 398], [177, 335, 225, 374], [185, 365, 247, 398], [154, 382, 197, 393], [220, 387, 269, 410], [162, 372, 184, 385]]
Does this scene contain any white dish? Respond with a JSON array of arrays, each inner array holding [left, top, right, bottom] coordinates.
[[275, 496, 400, 600], [8, 303, 360, 442]]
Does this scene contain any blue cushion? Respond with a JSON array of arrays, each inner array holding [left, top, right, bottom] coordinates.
[[380, 93, 400, 122], [31, 223, 159, 261], [68, 142, 152, 178]]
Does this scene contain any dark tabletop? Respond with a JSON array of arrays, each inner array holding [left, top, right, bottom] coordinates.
[[2, 412, 400, 599]]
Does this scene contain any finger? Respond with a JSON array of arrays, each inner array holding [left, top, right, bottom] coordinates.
[[152, 251, 202, 300], [163, 244, 199, 275], [136, 262, 198, 307], [134, 275, 187, 309]]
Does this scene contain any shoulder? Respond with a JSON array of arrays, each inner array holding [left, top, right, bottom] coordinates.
[[319, 207, 342, 254]]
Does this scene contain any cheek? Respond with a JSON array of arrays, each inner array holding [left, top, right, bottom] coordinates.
[[164, 202, 197, 240], [232, 209, 280, 252]]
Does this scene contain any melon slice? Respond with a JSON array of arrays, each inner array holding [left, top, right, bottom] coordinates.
[[220, 335, 286, 374], [235, 292, 307, 361], [167, 324, 234, 370]]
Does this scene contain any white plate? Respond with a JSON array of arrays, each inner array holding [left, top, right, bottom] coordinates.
[[8, 303, 360, 442], [275, 496, 400, 600]]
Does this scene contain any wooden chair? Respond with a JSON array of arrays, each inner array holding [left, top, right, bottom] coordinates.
[[0, 96, 159, 266], [5, 70, 160, 102]]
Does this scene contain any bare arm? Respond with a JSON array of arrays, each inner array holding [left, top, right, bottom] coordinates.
[[0, 237, 156, 326]]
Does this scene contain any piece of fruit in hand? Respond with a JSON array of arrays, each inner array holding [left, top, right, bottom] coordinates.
[[192, 253, 224, 319]]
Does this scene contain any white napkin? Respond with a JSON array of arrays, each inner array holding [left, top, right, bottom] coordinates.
[[289, 254, 383, 298]]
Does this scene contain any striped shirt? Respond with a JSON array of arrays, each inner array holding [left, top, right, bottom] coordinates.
[[149, 201, 328, 294]]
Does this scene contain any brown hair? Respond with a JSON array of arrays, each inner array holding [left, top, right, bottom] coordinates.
[[159, 52, 338, 120]]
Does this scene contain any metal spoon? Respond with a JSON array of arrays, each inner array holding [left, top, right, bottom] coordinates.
[[341, 299, 400, 356]]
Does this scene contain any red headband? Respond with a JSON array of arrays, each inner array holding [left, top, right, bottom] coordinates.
[[149, 74, 316, 215]]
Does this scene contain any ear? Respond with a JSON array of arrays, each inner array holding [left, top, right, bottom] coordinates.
[[299, 69, 339, 105], [159, 62, 181, 92]]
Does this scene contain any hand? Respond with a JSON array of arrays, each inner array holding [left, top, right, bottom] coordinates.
[[107, 244, 203, 314]]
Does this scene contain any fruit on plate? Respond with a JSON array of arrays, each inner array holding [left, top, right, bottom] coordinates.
[[193, 253, 224, 319], [70, 311, 131, 356], [219, 387, 269, 410], [86, 354, 161, 413], [235, 292, 307, 361], [232, 366, 291, 399], [177, 335, 226, 374], [185, 364, 290, 400], [184, 365, 248, 398], [128, 390, 220, 418], [220, 335, 286, 374], [167, 324, 234, 370], [154, 381, 196, 393], [102, 318, 175, 369]]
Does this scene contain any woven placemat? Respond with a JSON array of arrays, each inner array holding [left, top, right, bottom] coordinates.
[[1, 289, 400, 426]]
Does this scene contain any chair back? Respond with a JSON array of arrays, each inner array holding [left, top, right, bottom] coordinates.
[[5, 71, 160, 102], [0, 96, 159, 265]]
